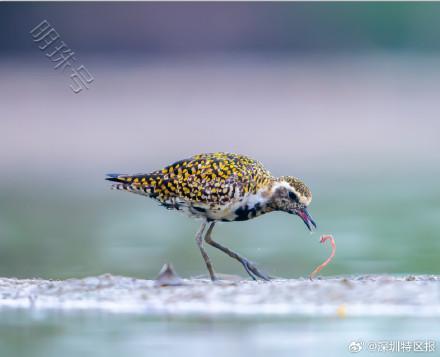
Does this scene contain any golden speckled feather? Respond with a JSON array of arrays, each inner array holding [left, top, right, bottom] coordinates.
[[108, 152, 274, 208]]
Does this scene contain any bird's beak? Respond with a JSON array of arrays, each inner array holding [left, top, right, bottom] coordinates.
[[295, 207, 317, 231]]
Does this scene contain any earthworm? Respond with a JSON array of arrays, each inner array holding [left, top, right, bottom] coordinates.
[[309, 234, 336, 280]]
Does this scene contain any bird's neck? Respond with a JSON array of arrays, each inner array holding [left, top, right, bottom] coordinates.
[[244, 182, 279, 214]]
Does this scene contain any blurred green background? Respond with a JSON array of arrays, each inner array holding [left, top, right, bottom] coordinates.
[[1, 171, 439, 279], [0, 2, 439, 356]]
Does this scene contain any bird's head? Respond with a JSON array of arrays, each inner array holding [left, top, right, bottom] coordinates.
[[267, 176, 316, 231]]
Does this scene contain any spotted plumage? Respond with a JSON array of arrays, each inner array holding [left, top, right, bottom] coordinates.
[[106, 152, 316, 281]]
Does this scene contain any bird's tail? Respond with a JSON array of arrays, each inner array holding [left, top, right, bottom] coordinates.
[[105, 173, 155, 196]]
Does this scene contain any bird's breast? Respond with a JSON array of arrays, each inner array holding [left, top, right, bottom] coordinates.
[[216, 191, 269, 222]]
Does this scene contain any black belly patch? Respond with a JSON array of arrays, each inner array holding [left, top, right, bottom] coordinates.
[[234, 203, 262, 221]]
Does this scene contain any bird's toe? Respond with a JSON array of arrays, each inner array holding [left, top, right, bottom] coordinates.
[[243, 260, 271, 281]]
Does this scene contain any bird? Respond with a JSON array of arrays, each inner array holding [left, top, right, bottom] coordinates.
[[106, 152, 316, 281]]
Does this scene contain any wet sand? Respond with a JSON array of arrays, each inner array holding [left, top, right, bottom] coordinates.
[[1, 274, 439, 317]]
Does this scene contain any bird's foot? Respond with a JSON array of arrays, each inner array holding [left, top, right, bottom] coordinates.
[[241, 259, 272, 281]]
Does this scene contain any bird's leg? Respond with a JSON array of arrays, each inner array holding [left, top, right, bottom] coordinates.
[[195, 222, 217, 281], [204, 222, 271, 281]]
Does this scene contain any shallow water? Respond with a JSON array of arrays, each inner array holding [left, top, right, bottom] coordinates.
[[0, 310, 438, 357]]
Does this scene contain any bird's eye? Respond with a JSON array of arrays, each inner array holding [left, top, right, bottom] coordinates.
[[288, 191, 298, 202]]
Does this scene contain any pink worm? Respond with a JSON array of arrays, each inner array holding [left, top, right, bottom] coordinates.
[[309, 234, 336, 280]]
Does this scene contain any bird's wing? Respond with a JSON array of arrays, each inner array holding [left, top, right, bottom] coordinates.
[[108, 153, 273, 207]]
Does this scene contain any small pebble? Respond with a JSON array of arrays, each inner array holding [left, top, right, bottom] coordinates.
[[155, 263, 184, 287]]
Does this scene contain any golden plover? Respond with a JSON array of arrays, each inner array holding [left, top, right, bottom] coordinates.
[[106, 152, 316, 281]]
